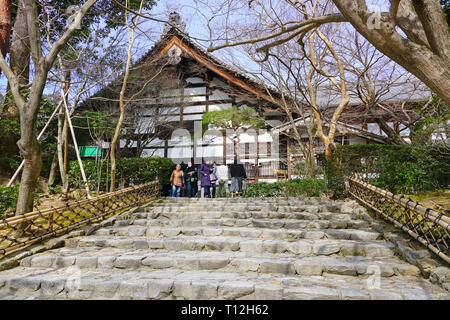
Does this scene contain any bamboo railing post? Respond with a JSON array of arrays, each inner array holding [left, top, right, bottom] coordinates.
[[347, 176, 449, 264], [0, 181, 159, 259]]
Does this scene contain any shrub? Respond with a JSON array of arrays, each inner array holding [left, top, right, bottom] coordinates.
[[0, 184, 40, 217], [326, 144, 450, 196], [284, 178, 327, 197], [245, 182, 283, 197], [67, 157, 174, 191], [244, 178, 327, 198], [68, 159, 103, 190], [0, 184, 20, 216]]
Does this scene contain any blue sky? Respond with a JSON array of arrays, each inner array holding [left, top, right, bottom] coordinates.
[[0, 0, 259, 103], [0, 0, 416, 105]]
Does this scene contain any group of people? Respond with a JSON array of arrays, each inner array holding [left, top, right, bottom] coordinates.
[[169, 159, 247, 198]]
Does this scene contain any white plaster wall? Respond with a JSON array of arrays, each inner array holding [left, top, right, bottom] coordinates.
[[184, 105, 205, 113], [208, 103, 232, 111], [186, 77, 204, 84], [348, 135, 367, 145], [142, 148, 164, 158], [209, 89, 229, 101]]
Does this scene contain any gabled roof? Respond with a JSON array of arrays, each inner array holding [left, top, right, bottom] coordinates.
[[272, 116, 389, 144], [78, 26, 284, 112]]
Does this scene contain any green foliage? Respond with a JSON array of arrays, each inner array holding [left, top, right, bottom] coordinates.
[[0, 119, 21, 174], [0, 156, 21, 171], [1, 91, 59, 178], [43, 1, 158, 45], [244, 178, 327, 198], [48, 185, 62, 195], [116, 157, 174, 187], [0, 185, 40, 217], [0, 119, 20, 137], [202, 106, 266, 132], [292, 160, 324, 178], [245, 181, 284, 197], [284, 178, 327, 197], [67, 157, 173, 191], [0, 185, 20, 216], [79, 110, 119, 141], [327, 144, 450, 196], [408, 95, 450, 146], [68, 159, 108, 191]]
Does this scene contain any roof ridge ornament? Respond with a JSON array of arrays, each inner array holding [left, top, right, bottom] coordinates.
[[162, 11, 187, 35]]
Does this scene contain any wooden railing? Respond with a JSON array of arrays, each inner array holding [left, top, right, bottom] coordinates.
[[348, 176, 449, 264], [0, 181, 159, 259]]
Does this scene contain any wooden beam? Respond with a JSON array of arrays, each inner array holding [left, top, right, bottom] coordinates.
[[205, 73, 209, 113], [164, 140, 168, 158], [222, 131, 226, 164], [180, 85, 184, 128], [255, 130, 259, 182], [287, 137, 291, 179]]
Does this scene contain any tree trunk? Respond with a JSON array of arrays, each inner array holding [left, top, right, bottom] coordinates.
[[6, 0, 29, 120], [47, 151, 58, 187], [9, 0, 29, 86], [332, 0, 450, 105], [375, 118, 408, 145], [57, 104, 68, 194], [57, 69, 70, 194], [0, 0, 12, 61], [110, 1, 143, 191], [15, 111, 42, 215]]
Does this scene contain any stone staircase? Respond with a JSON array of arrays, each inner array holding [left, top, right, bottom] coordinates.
[[0, 197, 448, 300]]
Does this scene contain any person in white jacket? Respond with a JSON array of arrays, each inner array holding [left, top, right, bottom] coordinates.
[[215, 161, 229, 197]]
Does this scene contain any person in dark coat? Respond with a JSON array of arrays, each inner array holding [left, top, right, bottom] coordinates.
[[199, 160, 212, 197], [184, 161, 197, 198], [230, 158, 247, 195]]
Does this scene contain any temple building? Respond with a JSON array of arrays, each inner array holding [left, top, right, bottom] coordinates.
[[77, 13, 433, 181]]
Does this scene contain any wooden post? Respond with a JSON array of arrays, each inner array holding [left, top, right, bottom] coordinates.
[[179, 85, 184, 128], [205, 85, 209, 113], [255, 130, 259, 182], [64, 113, 68, 175], [61, 88, 92, 199], [222, 131, 226, 164], [164, 140, 168, 158], [63, 70, 70, 176], [287, 136, 291, 179]]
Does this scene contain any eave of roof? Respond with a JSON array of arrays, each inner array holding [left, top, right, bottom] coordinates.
[[79, 27, 284, 110]]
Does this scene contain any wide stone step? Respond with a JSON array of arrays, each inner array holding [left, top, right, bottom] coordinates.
[[145, 204, 343, 212], [65, 235, 396, 257], [129, 210, 356, 221], [18, 249, 420, 278], [120, 217, 370, 229], [153, 197, 333, 203], [98, 225, 381, 241], [0, 267, 446, 300]]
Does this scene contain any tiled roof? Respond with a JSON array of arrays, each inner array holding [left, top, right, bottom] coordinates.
[[78, 27, 283, 110]]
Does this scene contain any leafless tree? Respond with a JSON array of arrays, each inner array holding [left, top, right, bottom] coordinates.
[[206, 0, 450, 105], [0, 0, 98, 215], [207, 0, 350, 159]]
